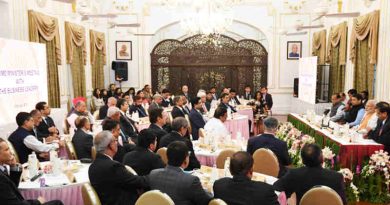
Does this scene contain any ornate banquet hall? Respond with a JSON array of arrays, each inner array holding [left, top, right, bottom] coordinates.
[[0, 0, 389, 205]]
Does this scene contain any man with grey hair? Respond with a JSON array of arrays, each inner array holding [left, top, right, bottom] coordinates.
[[67, 100, 95, 130], [357, 99, 378, 133], [159, 117, 200, 170], [99, 97, 117, 120], [102, 107, 136, 161], [247, 117, 291, 177], [88, 131, 148, 205], [148, 93, 163, 112], [197, 90, 208, 114]]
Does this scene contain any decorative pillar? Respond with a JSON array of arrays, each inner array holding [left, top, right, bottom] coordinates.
[[375, 0, 390, 101]]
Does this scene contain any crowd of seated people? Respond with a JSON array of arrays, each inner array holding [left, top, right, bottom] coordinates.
[[6, 84, 390, 205], [328, 88, 390, 151]]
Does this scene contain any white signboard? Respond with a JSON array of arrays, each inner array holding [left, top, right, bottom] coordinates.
[[298, 56, 317, 105], [0, 38, 48, 125]]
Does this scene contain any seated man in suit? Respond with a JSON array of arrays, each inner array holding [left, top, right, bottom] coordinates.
[[148, 94, 163, 112], [148, 141, 212, 205], [0, 138, 64, 205], [260, 86, 273, 110], [148, 108, 168, 148], [210, 87, 218, 101], [180, 85, 191, 102], [72, 116, 93, 159], [129, 95, 148, 118], [243, 85, 253, 100], [161, 89, 173, 107], [123, 129, 165, 176], [159, 117, 200, 170], [344, 93, 365, 127], [219, 93, 237, 113], [67, 100, 95, 130], [35, 101, 59, 142], [102, 116, 135, 162], [9, 112, 59, 164], [229, 89, 241, 105], [182, 95, 192, 114], [171, 95, 187, 119], [214, 151, 279, 205], [205, 91, 213, 111], [116, 99, 138, 143], [274, 143, 346, 205], [196, 91, 209, 114], [247, 117, 291, 177], [329, 94, 345, 122], [189, 97, 206, 140], [89, 131, 148, 205], [99, 97, 117, 120], [368, 101, 390, 153]]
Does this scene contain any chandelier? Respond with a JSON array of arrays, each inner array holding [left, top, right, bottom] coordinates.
[[161, 0, 241, 36]]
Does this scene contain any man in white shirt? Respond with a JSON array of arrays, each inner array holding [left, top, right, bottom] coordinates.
[[8, 112, 59, 163], [67, 101, 95, 130], [204, 107, 230, 141], [329, 94, 345, 122]]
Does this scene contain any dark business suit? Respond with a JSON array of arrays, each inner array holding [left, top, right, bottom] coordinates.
[[161, 98, 173, 107], [171, 106, 186, 119], [181, 92, 192, 102], [213, 175, 279, 205], [148, 102, 162, 112], [148, 166, 212, 205], [260, 93, 273, 110], [247, 134, 291, 177], [368, 118, 390, 153], [99, 105, 109, 120], [129, 105, 148, 118], [149, 124, 168, 148], [122, 147, 165, 176], [159, 132, 200, 170], [119, 113, 139, 142], [36, 116, 58, 141], [273, 166, 346, 205], [72, 129, 93, 159], [205, 100, 212, 111], [244, 92, 253, 100], [189, 109, 205, 140], [219, 103, 237, 113], [89, 153, 148, 205], [0, 167, 63, 205], [101, 117, 136, 162], [231, 96, 241, 105]]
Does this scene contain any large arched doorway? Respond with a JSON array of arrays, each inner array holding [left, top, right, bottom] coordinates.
[[151, 35, 268, 96]]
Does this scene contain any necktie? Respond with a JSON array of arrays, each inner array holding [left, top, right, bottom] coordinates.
[[137, 107, 146, 117], [379, 123, 384, 136]]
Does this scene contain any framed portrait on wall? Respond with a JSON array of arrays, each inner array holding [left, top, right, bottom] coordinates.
[[287, 41, 302, 60], [116, 41, 132, 60]]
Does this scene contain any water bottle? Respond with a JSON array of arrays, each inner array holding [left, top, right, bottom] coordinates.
[[49, 148, 58, 162], [210, 164, 218, 184], [224, 157, 231, 177], [28, 152, 38, 178]]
